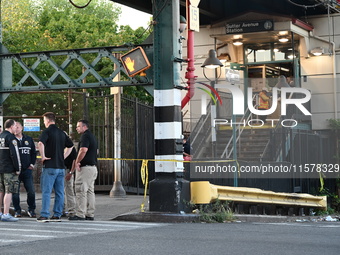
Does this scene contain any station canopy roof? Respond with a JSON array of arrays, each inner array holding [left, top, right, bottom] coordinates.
[[110, 0, 339, 26]]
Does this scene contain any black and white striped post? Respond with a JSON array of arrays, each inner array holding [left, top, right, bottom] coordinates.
[[149, 0, 190, 213]]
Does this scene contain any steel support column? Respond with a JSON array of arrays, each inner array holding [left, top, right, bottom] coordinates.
[[149, 0, 190, 213]]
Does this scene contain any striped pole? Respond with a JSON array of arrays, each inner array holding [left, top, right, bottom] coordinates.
[[149, 0, 190, 213]]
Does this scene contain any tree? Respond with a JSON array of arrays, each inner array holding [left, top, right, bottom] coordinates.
[[37, 0, 122, 50], [1, 0, 41, 52]]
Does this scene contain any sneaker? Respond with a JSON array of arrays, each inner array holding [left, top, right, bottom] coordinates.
[[14, 212, 22, 218], [27, 211, 36, 218], [68, 215, 85, 221], [50, 216, 62, 222], [1, 214, 19, 222], [36, 216, 49, 223], [85, 216, 94, 221]]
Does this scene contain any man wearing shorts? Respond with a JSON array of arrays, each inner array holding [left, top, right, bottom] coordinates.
[[0, 119, 21, 222]]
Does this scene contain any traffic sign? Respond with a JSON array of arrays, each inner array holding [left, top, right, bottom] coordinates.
[[120, 47, 151, 77]]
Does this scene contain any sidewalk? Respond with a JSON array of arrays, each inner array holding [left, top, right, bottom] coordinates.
[[11, 193, 339, 223], [11, 192, 148, 221]]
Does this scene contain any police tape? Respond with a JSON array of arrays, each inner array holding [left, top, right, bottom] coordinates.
[[36, 156, 239, 211], [38, 155, 237, 164], [97, 158, 238, 163], [140, 159, 148, 212], [96, 158, 239, 211]]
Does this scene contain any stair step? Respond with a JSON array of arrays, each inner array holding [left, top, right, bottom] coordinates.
[[193, 128, 272, 160]]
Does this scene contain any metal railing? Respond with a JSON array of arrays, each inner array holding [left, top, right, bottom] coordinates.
[[191, 181, 327, 210], [88, 94, 154, 193], [190, 101, 213, 159], [220, 94, 257, 159], [261, 91, 312, 161]]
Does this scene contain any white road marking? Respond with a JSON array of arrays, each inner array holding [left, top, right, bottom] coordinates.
[[0, 220, 165, 247]]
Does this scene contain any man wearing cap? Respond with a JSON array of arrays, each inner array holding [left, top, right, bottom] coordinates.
[[258, 87, 271, 123]]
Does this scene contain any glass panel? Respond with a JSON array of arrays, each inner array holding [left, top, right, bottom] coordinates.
[[274, 43, 296, 60], [255, 49, 271, 62], [245, 41, 299, 63], [245, 43, 272, 63], [274, 50, 286, 61]]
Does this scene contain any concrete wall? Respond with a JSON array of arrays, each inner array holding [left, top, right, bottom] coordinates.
[[300, 14, 340, 130]]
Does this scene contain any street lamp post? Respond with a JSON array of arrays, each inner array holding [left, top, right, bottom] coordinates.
[[201, 49, 223, 158]]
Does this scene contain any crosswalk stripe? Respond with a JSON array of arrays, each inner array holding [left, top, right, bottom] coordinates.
[[5, 234, 54, 238], [0, 228, 86, 234], [0, 220, 165, 247], [0, 240, 17, 243]]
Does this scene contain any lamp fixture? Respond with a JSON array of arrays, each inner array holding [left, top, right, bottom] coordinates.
[[278, 36, 289, 43], [310, 47, 324, 56], [179, 15, 187, 33], [233, 39, 243, 46], [201, 49, 223, 69], [218, 53, 231, 64]]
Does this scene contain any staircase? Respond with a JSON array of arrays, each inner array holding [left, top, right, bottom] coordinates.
[[216, 128, 272, 161]]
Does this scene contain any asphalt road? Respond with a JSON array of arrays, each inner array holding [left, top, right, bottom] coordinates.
[[1, 219, 339, 255]]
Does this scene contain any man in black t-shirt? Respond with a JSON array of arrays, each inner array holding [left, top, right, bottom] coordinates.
[[69, 120, 98, 221], [37, 112, 73, 222]]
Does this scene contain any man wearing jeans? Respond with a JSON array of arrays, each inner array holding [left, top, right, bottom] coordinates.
[[69, 120, 98, 221], [37, 112, 73, 222]]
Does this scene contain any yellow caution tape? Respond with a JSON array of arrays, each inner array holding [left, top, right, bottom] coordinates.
[[319, 171, 325, 192], [39, 156, 237, 164], [97, 158, 237, 163], [140, 159, 149, 212]]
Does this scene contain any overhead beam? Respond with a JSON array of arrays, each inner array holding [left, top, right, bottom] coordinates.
[[0, 45, 153, 94]]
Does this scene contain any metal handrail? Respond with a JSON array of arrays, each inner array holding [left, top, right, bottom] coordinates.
[[260, 115, 283, 161], [220, 94, 257, 159], [260, 92, 305, 161], [189, 100, 213, 159], [190, 101, 212, 146]]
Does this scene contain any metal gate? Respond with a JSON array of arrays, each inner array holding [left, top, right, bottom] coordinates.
[[86, 94, 154, 194]]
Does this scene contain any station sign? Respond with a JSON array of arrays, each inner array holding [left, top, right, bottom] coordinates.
[[226, 20, 273, 34]]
